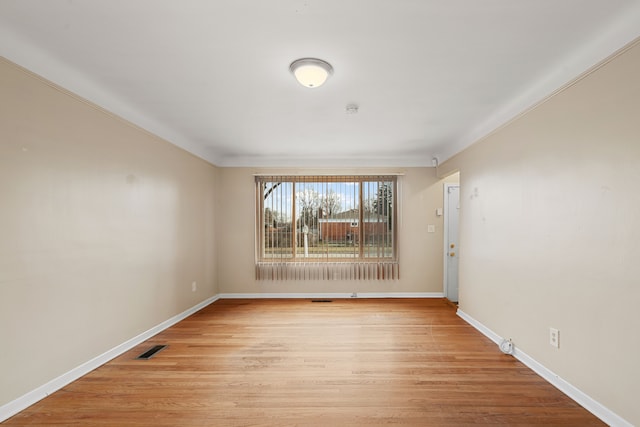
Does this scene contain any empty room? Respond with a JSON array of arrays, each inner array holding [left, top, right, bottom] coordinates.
[[1, 1, 639, 426]]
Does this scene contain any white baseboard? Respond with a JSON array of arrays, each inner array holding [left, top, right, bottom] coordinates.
[[456, 309, 632, 427], [0, 294, 220, 423], [219, 292, 444, 299]]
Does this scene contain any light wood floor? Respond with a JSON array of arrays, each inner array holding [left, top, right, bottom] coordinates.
[[4, 298, 604, 426]]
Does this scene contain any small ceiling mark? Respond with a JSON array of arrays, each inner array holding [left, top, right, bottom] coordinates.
[[345, 104, 359, 114]]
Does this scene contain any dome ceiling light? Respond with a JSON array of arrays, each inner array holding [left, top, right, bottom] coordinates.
[[289, 58, 333, 88]]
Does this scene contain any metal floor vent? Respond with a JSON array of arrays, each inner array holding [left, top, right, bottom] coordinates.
[[311, 299, 333, 303], [136, 344, 167, 360]]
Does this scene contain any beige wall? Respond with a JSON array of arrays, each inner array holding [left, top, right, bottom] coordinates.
[[439, 40, 640, 425], [216, 167, 451, 295], [0, 58, 218, 406]]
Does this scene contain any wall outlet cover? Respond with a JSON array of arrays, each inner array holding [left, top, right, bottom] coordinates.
[[550, 327, 559, 348]]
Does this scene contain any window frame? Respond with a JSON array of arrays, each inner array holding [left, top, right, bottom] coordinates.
[[255, 175, 398, 264]]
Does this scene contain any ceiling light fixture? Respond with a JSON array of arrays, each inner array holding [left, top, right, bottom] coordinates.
[[289, 58, 333, 88]]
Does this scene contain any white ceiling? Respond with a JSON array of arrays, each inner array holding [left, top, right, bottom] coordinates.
[[2, 1, 640, 167]]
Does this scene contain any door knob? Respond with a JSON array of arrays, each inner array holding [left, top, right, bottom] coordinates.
[[450, 243, 455, 248], [449, 252, 455, 257]]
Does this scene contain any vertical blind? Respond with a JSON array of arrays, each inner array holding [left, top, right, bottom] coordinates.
[[255, 175, 399, 280]]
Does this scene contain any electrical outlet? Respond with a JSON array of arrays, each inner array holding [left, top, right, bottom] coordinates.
[[549, 327, 559, 348], [192, 281, 197, 292]]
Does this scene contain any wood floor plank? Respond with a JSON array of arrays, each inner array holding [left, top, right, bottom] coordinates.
[[2, 299, 605, 426]]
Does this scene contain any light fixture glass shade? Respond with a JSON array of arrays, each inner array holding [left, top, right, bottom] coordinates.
[[290, 58, 333, 88]]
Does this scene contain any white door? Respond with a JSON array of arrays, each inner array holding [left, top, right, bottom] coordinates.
[[444, 184, 460, 302]]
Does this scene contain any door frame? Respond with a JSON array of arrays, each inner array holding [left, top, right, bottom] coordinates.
[[443, 183, 459, 300]]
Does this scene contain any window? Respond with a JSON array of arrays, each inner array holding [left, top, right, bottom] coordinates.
[[255, 175, 398, 280]]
